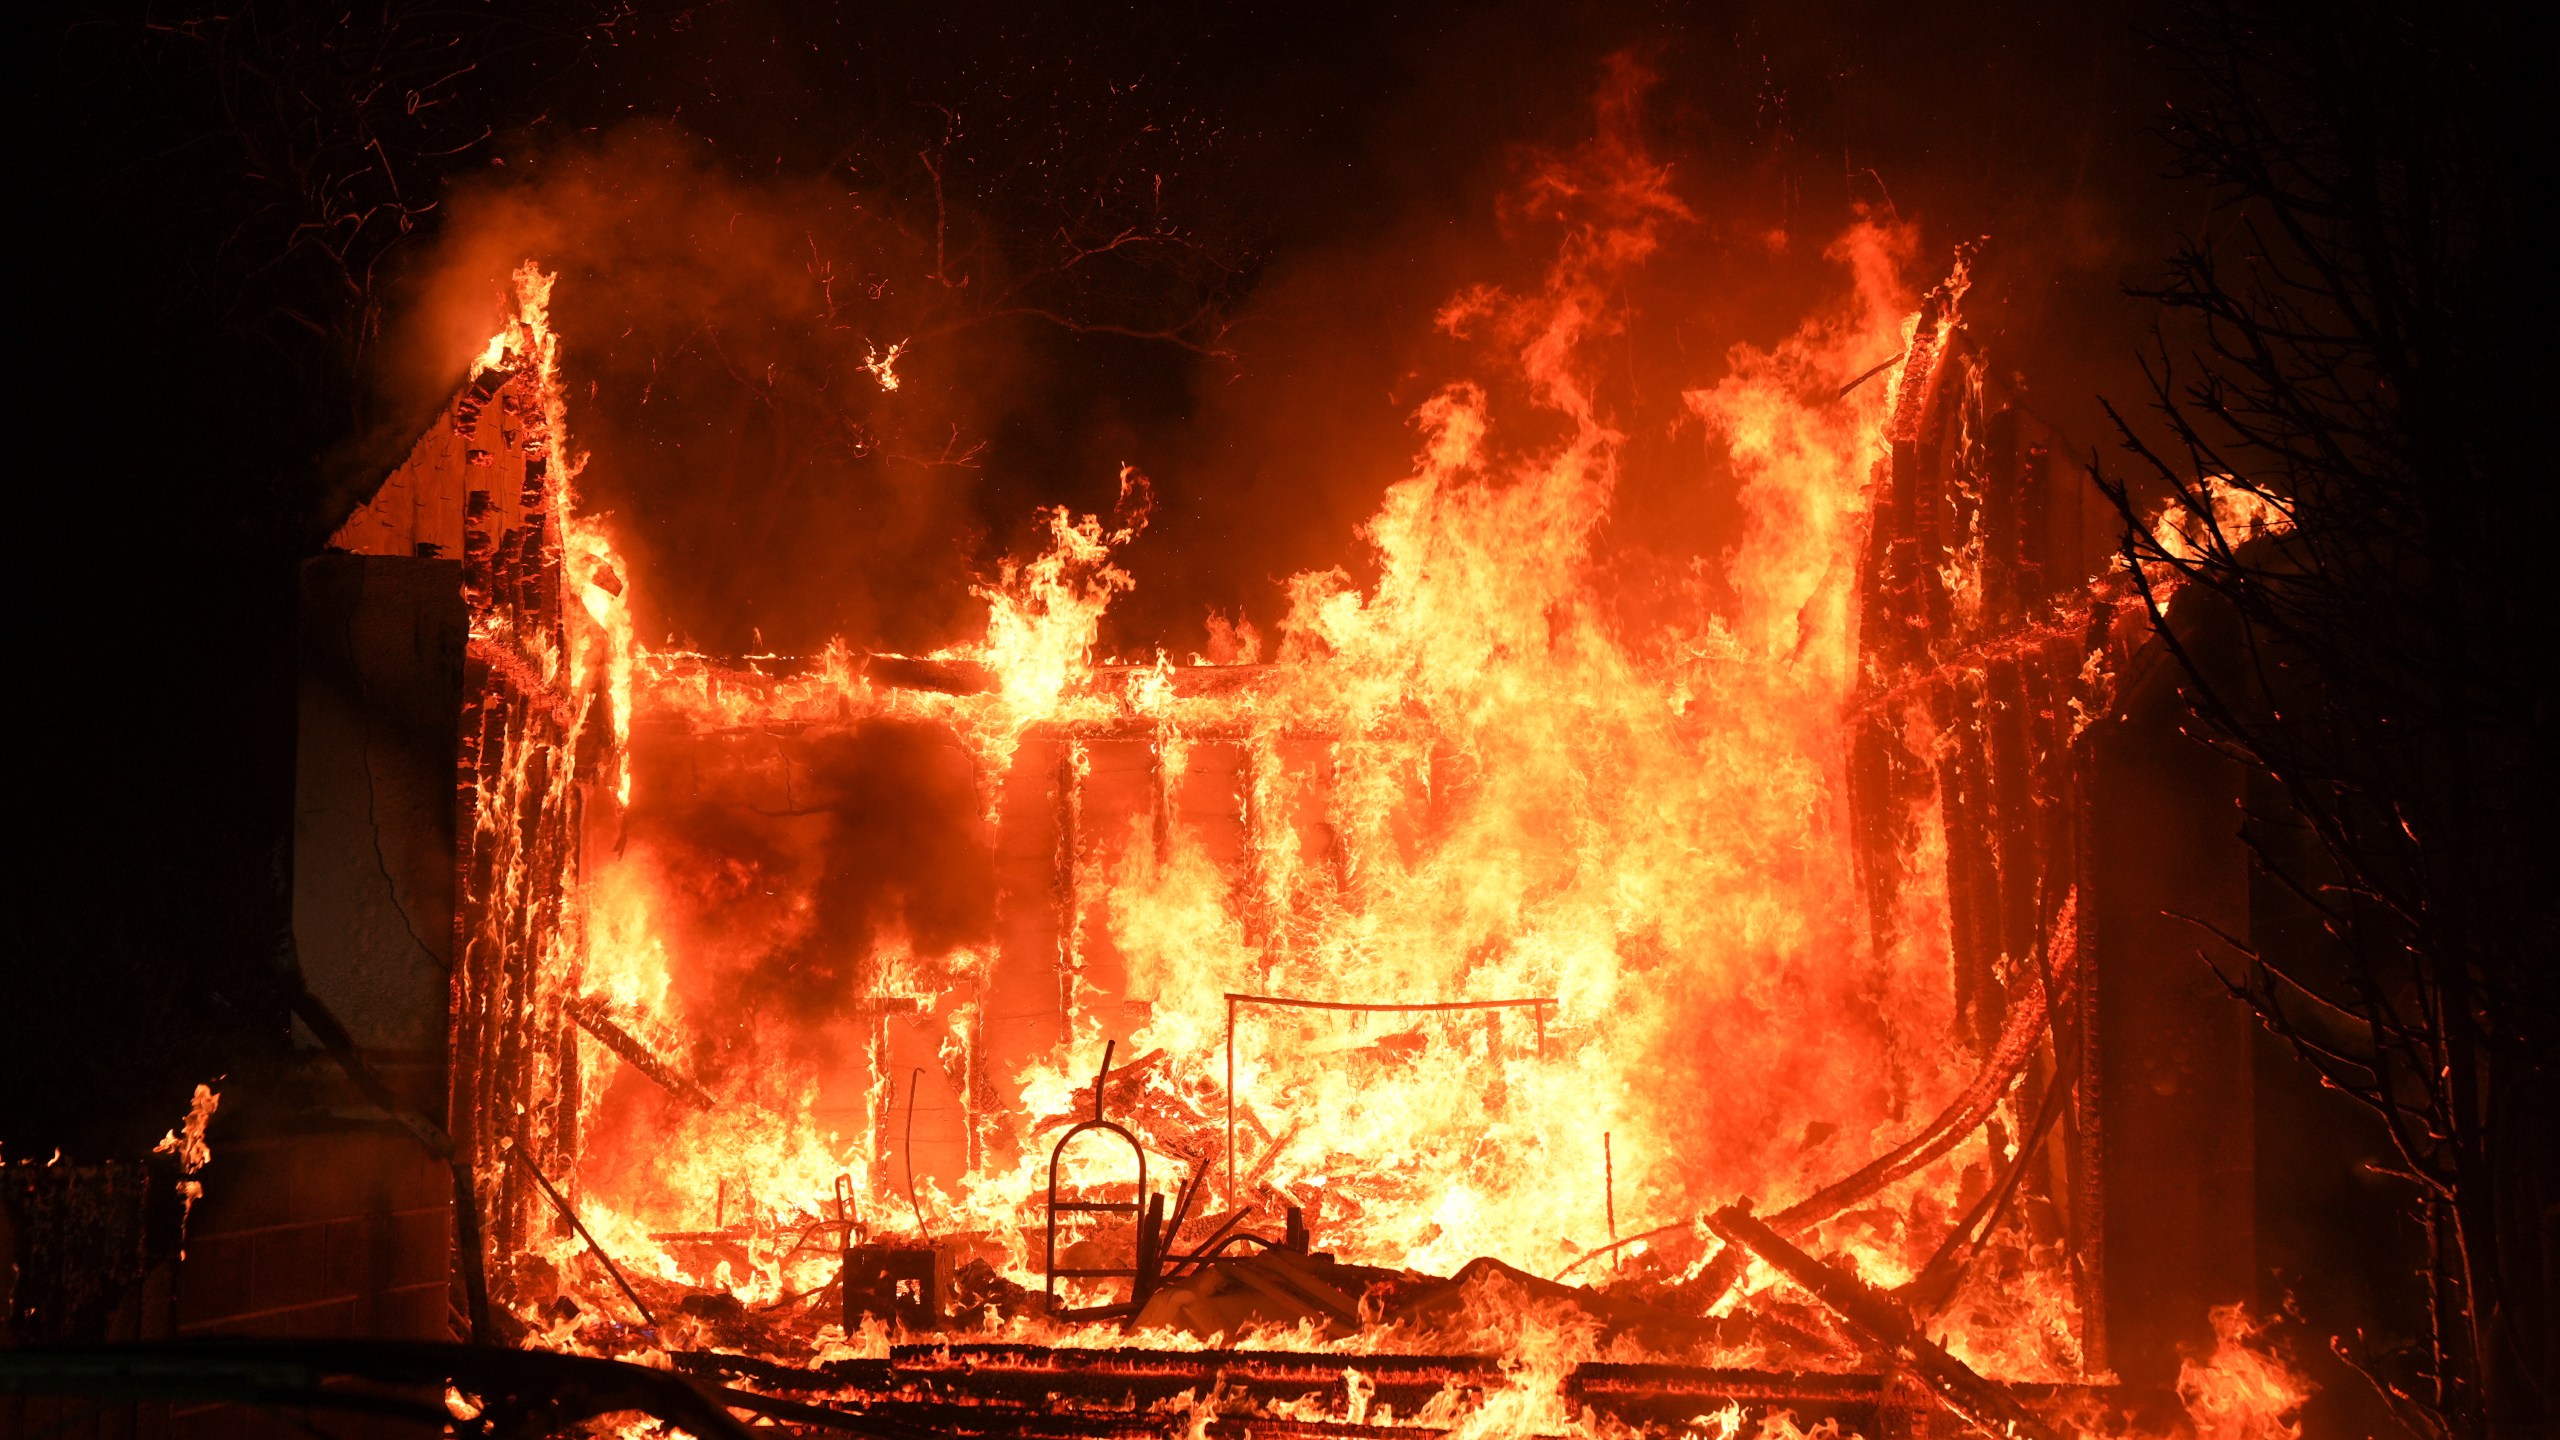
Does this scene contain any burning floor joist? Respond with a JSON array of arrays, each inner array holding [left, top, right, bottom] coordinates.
[[663, 1341, 2169, 1440]]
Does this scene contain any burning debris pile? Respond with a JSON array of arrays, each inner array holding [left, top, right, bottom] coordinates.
[[307, 70, 2309, 1440]]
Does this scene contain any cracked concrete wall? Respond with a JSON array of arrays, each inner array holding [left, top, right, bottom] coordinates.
[[153, 554, 474, 1363], [292, 554, 466, 1071]]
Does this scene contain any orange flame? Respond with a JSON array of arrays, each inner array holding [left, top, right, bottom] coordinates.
[[2177, 1304, 2312, 1440], [152, 1082, 221, 1175], [455, 66, 2113, 1391]]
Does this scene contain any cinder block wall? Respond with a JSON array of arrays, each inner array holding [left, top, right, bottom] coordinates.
[[174, 1129, 452, 1343], [104, 553, 471, 1440]]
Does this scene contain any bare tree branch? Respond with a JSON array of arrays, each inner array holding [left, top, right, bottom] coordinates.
[[2092, 4, 2556, 1434]]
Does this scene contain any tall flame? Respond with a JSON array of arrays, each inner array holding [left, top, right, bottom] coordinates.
[[466, 67, 2109, 1394]]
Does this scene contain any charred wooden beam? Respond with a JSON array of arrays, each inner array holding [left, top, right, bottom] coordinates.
[[863, 653, 998, 695], [1704, 1204, 2060, 1440], [701, 1380, 934, 1438], [521, 1160, 659, 1328], [679, 1345, 1487, 1428], [566, 994, 715, 1110], [672, 1342, 2170, 1440], [880, 1344, 1496, 1414], [1565, 1364, 1884, 1433]]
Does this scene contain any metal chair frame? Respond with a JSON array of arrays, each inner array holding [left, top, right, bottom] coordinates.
[[1043, 1042, 1154, 1320], [1041, 1041, 1308, 1324]]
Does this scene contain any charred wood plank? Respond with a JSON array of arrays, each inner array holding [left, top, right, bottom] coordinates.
[[520, 1160, 658, 1328], [864, 1344, 1497, 1416], [566, 993, 715, 1109], [697, 1381, 933, 1438], [1703, 1205, 2058, 1440], [1565, 1364, 1883, 1433], [863, 653, 999, 695]]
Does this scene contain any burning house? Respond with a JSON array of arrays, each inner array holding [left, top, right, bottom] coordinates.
[[234, 192, 2280, 1440], [24, 10, 2538, 1438]]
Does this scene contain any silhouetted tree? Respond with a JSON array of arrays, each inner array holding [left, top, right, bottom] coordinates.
[[2096, 3, 2554, 1435]]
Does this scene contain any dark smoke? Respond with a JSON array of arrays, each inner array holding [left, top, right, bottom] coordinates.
[[390, 0, 2184, 667], [620, 720, 995, 1076]]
